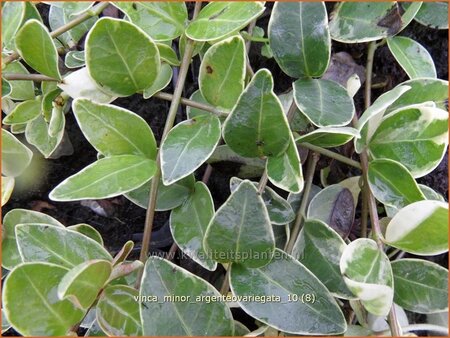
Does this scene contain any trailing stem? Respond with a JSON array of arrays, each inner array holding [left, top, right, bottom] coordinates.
[[356, 40, 401, 337], [137, 2, 203, 279]]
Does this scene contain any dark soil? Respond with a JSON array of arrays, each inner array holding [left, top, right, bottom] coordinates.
[[2, 3, 448, 334]]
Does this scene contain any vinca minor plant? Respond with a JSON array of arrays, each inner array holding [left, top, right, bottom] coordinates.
[[1, 1, 449, 337]]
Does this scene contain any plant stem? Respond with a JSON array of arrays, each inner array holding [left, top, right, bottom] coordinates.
[[137, 2, 202, 277], [154, 92, 227, 117], [220, 265, 231, 296], [240, 31, 269, 43], [3, 73, 60, 82], [3, 2, 110, 66], [257, 169, 269, 194], [298, 142, 362, 169], [285, 152, 320, 254], [357, 40, 402, 337]]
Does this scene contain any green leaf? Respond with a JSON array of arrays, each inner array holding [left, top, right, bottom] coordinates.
[[296, 127, 359, 148], [25, 114, 64, 158], [48, 5, 97, 47], [268, 2, 330, 78], [3, 262, 85, 336], [2, 78, 12, 98], [204, 180, 275, 268], [170, 181, 217, 271], [2, 129, 33, 177], [233, 321, 250, 336], [48, 2, 94, 15], [73, 98, 156, 159], [97, 285, 142, 336], [16, 224, 112, 268], [230, 177, 295, 225], [387, 36, 436, 79], [385, 200, 448, 255], [15, 19, 61, 79], [368, 105, 448, 177], [1, 176, 15, 207], [125, 174, 195, 211], [404, 2, 448, 29], [50, 155, 156, 201], [385, 78, 448, 114], [392, 259, 448, 314], [368, 159, 426, 209], [266, 132, 304, 193], [58, 67, 117, 104], [2, 61, 35, 101], [161, 114, 221, 185], [230, 249, 347, 335], [419, 184, 445, 202], [143, 63, 173, 99], [199, 35, 246, 109], [293, 220, 354, 299], [111, 241, 134, 266], [41, 87, 62, 122], [185, 2, 265, 42], [355, 85, 411, 153], [186, 89, 213, 119], [307, 184, 356, 238], [340, 238, 394, 317], [2, 309, 11, 333], [1, 2, 25, 50], [140, 256, 234, 335], [329, 2, 422, 43], [67, 223, 104, 246], [2, 208, 63, 270], [114, 2, 187, 41], [65, 50, 85, 68], [86, 17, 160, 96], [223, 69, 290, 158], [293, 78, 355, 127], [58, 260, 112, 310]]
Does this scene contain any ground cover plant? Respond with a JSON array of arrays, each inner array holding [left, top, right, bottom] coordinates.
[[1, 1, 449, 336]]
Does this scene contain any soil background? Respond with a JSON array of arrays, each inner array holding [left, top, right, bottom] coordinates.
[[2, 2, 448, 335]]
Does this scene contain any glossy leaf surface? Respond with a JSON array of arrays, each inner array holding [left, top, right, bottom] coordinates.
[[268, 2, 330, 78], [230, 249, 347, 335], [86, 18, 160, 96], [296, 127, 359, 148], [204, 180, 275, 268], [161, 114, 221, 185], [223, 69, 290, 158], [293, 78, 355, 127], [50, 155, 156, 201], [140, 256, 234, 335]]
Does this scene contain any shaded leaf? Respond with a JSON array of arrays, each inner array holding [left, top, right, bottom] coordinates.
[[404, 2, 448, 29], [67, 223, 104, 246], [296, 127, 359, 148], [170, 182, 217, 270], [230, 249, 347, 335], [143, 63, 173, 99], [25, 114, 64, 158], [2, 61, 35, 101], [293, 220, 354, 299], [1, 176, 15, 207], [307, 184, 355, 238]]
